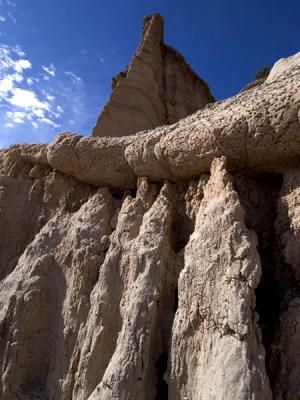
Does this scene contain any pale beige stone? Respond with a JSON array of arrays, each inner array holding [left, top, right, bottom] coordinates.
[[92, 14, 214, 138], [12, 50, 299, 191], [0, 39, 299, 400], [266, 51, 300, 83], [168, 158, 272, 400]]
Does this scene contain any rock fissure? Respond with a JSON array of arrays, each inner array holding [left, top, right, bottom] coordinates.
[[155, 351, 169, 400]]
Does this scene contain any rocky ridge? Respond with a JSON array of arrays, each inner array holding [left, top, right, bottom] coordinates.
[[0, 20, 299, 400]]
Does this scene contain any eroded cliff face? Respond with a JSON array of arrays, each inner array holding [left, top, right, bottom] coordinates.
[[92, 14, 214, 138], [0, 37, 299, 400]]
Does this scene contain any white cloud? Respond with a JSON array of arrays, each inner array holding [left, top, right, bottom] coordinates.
[[42, 63, 56, 77], [38, 117, 59, 128], [7, 88, 51, 111], [13, 73, 23, 82], [0, 43, 87, 145], [7, 111, 26, 118], [13, 116, 24, 123], [46, 94, 55, 101], [32, 108, 45, 118], [0, 73, 23, 95], [13, 46, 26, 57], [65, 71, 82, 84], [0, 46, 31, 97], [26, 77, 39, 85], [0, 15, 6, 22], [6, 111, 26, 124], [14, 59, 31, 73], [0, 45, 17, 69], [0, 75, 14, 93]]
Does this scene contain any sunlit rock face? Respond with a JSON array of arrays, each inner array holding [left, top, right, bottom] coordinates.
[[0, 15, 300, 400], [92, 14, 214, 138]]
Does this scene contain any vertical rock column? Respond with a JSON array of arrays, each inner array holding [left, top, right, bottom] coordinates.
[[169, 158, 272, 400], [87, 182, 176, 400]]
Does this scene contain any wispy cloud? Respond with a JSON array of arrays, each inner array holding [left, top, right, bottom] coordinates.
[[14, 46, 25, 57], [7, 11, 16, 24], [0, 1, 17, 28], [7, 87, 50, 110], [1, 0, 17, 7], [14, 58, 31, 72], [0, 43, 87, 147], [65, 71, 82, 84], [42, 63, 56, 77], [6, 111, 25, 123]]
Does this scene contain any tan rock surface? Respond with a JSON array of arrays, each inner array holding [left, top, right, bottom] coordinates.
[[266, 51, 300, 83], [92, 14, 214, 138], [0, 38, 300, 400], [11, 49, 299, 191], [169, 158, 272, 400]]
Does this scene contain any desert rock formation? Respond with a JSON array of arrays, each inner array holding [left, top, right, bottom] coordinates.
[[92, 14, 214, 138], [0, 17, 300, 400]]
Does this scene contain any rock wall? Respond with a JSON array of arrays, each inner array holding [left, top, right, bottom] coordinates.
[[0, 43, 300, 400], [92, 14, 214, 138]]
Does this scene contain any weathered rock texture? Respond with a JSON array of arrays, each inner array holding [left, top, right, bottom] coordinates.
[[92, 14, 214, 138], [0, 31, 300, 400]]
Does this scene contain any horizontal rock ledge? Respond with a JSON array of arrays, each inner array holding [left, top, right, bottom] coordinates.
[[12, 52, 300, 191]]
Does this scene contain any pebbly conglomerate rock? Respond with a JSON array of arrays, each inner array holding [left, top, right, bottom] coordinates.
[[0, 31, 299, 400]]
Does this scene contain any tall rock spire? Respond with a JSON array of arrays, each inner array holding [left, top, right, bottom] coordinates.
[[92, 13, 214, 138]]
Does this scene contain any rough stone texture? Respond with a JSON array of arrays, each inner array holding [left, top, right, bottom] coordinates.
[[92, 14, 214, 138], [239, 77, 265, 93], [270, 299, 300, 400], [13, 50, 299, 191], [266, 167, 300, 400], [0, 45, 300, 400], [266, 52, 300, 84], [169, 158, 271, 400], [0, 159, 203, 399]]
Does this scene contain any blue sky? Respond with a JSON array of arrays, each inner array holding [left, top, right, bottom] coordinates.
[[0, 0, 299, 148]]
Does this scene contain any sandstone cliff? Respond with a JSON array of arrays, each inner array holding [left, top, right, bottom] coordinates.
[[0, 25, 299, 400], [92, 14, 214, 138]]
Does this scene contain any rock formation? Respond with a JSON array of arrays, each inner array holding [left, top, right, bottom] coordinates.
[[0, 15, 300, 400], [92, 14, 214, 138]]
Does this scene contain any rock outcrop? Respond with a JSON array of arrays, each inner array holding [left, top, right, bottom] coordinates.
[[12, 50, 300, 191], [0, 18, 300, 400], [92, 14, 214, 138]]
